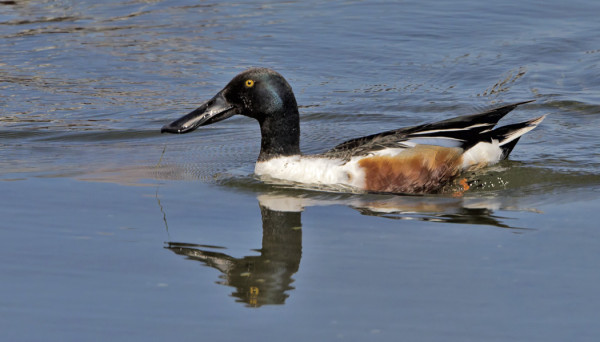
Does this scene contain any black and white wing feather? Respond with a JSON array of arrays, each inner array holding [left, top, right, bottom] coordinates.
[[325, 100, 542, 159]]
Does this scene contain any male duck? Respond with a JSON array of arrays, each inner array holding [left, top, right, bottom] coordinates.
[[161, 68, 544, 194]]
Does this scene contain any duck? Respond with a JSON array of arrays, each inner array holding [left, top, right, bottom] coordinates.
[[161, 67, 545, 194]]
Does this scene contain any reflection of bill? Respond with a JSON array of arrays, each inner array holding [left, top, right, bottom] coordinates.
[[166, 204, 302, 308], [165, 192, 537, 307]]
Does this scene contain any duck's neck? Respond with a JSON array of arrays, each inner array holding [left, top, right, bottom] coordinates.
[[257, 108, 301, 162]]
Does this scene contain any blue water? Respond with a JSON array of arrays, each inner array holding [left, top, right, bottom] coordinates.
[[2, 1, 600, 341]]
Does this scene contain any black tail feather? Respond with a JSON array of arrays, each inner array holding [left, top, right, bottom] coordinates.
[[499, 137, 521, 159], [489, 114, 546, 159]]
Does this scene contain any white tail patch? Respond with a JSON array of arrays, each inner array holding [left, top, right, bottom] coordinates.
[[461, 140, 503, 170]]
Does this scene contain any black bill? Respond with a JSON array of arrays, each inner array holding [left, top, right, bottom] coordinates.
[[161, 91, 236, 134]]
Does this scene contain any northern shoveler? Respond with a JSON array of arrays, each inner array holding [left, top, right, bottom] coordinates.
[[161, 68, 544, 194]]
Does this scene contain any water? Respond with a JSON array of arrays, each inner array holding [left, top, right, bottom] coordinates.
[[1, 0, 600, 341]]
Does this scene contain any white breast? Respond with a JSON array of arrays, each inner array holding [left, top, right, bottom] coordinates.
[[254, 155, 366, 189]]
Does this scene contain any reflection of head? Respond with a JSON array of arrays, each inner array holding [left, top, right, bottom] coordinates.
[[166, 204, 302, 307], [229, 206, 302, 307]]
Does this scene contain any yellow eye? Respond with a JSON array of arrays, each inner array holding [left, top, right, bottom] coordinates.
[[245, 79, 255, 88]]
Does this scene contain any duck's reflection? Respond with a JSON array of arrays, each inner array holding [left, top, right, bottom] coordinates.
[[164, 190, 536, 307], [166, 203, 302, 307], [254, 191, 532, 229]]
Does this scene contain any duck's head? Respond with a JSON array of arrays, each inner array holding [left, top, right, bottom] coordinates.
[[161, 68, 301, 160]]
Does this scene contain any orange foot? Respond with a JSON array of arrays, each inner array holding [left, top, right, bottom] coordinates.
[[452, 178, 470, 197], [459, 178, 470, 191]]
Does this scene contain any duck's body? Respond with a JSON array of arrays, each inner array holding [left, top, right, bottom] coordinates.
[[162, 68, 544, 194], [254, 145, 462, 193]]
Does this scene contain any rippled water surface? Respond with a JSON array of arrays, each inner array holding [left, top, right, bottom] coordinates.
[[2, 1, 600, 341]]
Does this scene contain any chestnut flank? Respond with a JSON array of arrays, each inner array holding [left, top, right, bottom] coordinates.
[[358, 145, 463, 193]]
